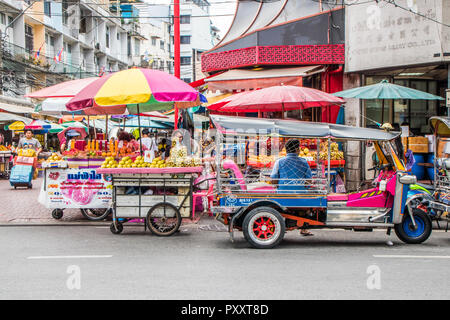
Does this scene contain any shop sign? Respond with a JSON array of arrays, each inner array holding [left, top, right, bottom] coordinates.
[[44, 168, 112, 208], [345, 0, 448, 72]]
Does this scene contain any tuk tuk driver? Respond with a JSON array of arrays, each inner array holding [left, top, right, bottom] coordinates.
[[270, 139, 313, 236]]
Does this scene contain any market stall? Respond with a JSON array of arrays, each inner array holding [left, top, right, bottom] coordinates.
[[62, 68, 206, 231]]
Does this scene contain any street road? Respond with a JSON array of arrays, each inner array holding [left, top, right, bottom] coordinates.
[[0, 224, 449, 299]]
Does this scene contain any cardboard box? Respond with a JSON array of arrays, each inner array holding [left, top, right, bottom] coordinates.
[[402, 137, 429, 153]]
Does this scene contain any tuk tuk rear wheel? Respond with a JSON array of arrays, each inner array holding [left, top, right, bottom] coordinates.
[[243, 207, 285, 249], [394, 208, 432, 244]]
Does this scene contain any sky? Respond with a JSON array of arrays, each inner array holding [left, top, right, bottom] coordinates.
[[143, 0, 236, 39]]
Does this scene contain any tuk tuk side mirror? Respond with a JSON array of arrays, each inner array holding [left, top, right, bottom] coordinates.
[[399, 175, 417, 185]]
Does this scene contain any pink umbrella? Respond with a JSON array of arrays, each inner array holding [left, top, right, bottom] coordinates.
[[25, 77, 100, 99], [212, 86, 345, 114]]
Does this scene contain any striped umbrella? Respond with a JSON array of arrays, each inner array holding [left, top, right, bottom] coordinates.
[[66, 68, 203, 113]]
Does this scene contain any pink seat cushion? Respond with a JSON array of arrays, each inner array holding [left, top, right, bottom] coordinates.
[[327, 194, 348, 201]]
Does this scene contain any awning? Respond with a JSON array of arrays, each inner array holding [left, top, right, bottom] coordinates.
[[0, 113, 32, 124], [0, 103, 35, 114], [211, 115, 400, 141], [205, 92, 233, 106], [205, 66, 325, 92]]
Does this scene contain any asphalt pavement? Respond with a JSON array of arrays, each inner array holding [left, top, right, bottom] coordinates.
[[0, 223, 449, 300]]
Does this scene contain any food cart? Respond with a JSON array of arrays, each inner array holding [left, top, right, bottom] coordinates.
[[211, 115, 431, 249], [40, 158, 113, 220], [97, 166, 202, 235], [0, 150, 12, 178]]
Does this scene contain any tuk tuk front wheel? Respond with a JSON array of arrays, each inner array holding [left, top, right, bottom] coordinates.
[[394, 208, 432, 244], [243, 207, 285, 249]]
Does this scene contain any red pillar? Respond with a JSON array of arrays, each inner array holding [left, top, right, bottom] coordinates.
[[174, 0, 180, 130]]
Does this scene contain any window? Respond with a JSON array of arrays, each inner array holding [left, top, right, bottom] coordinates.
[[180, 56, 191, 65], [151, 38, 156, 46], [180, 15, 190, 24], [117, 32, 120, 41], [25, 24, 33, 54], [180, 36, 190, 44], [106, 26, 110, 48], [44, 1, 51, 17], [62, 0, 69, 25], [8, 16, 13, 26], [134, 38, 140, 56], [160, 40, 164, 50], [364, 77, 440, 135], [80, 16, 86, 33], [182, 78, 191, 83]]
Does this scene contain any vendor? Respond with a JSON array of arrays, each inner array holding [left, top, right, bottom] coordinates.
[[140, 129, 158, 160], [18, 129, 42, 156], [60, 130, 81, 152]]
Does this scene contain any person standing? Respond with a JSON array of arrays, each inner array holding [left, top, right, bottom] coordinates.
[[18, 129, 42, 156], [140, 129, 157, 160]]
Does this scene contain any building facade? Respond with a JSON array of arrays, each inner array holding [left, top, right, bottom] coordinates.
[[0, 0, 144, 98], [170, 0, 220, 83], [134, 3, 172, 74]]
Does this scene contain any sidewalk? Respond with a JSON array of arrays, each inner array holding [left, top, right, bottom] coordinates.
[[0, 177, 90, 224]]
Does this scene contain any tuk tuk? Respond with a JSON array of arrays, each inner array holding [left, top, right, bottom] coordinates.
[[210, 115, 432, 249], [407, 117, 450, 228]]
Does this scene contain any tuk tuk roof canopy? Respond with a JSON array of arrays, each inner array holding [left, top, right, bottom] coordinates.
[[210, 115, 400, 141], [429, 117, 450, 136]]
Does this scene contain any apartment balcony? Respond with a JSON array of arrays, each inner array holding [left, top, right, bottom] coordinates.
[[122, 21, 145, 39], [2, 41, 89, 79]]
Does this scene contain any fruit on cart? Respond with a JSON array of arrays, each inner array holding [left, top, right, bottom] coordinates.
[[101, 156, 118, 168], [318, 142, 344, 160], [45, 153, 63, 162], [17, 148, 36, 157], [299, 147, 314, 159]]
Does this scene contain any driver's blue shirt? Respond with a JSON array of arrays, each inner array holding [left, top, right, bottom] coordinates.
[[270, 153, 312, 192]]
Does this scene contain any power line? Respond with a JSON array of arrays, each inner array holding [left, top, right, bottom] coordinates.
[[382, 0, 450, 28]]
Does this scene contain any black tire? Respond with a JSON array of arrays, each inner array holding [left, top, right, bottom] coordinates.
[[28, 184, 32, 189], [110, 222, 123, 234], [242, 206, 285, 249], [80, 208, 112, 221], [146, 202, 181, 237], [394, 208, 432, 244], [51, 209, 63, 220]]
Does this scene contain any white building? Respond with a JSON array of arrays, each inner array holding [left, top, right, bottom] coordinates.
[[170, 0, 220, 83], [0, 0, 144, 97], [134, 3, 173, 73]]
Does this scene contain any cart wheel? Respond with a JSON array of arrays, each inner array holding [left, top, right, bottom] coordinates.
[[110, 222, 123, 234], [51, 209, 63, 220], [395, 208, 432, 244], [146, 202, 181, 237], [242, 206, 285, 249], [80, 208, 112, 221]]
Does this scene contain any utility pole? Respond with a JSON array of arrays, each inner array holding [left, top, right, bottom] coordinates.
[[174, 0, 180, 130]]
